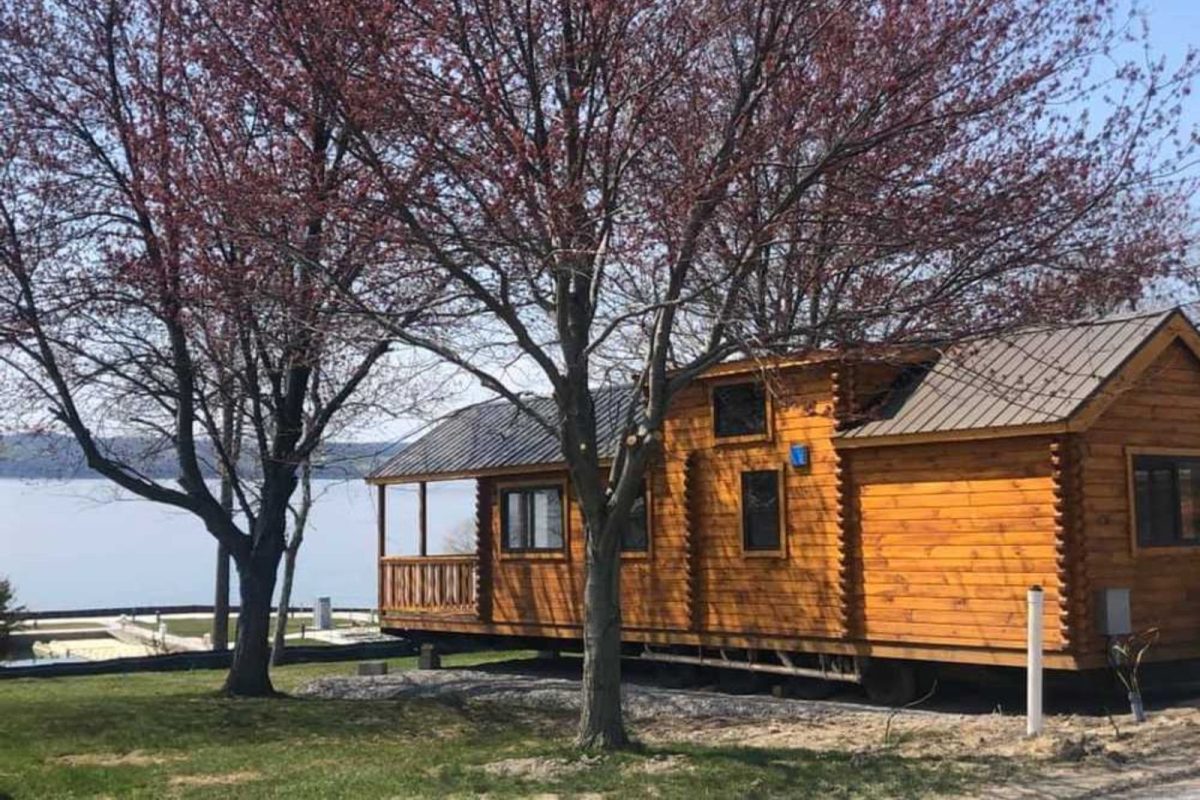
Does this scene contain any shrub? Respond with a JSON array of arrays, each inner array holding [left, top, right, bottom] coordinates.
[[0, 577, 24, 659]]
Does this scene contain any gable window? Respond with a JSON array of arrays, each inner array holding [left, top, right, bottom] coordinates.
[[622, 482, 649, 552], [1132, 454, 1200, 548], [713, 382, 767, 439], [741, 470, 781, 552], [500, 485, 564, 551]]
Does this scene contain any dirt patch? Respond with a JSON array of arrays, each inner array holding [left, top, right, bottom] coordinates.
[[301, 668, 1200, 798], [168, 770, 263, 787], [480, 755, 603, 781], [625, 754, 694, 776], [54, 750, 183, 768], [642, 705, 1200, 798]]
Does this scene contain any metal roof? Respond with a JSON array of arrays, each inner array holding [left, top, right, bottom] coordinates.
[[370, 384, 636, 481], [838, 309, 1181, 441], [372, 309, 1190, 480]]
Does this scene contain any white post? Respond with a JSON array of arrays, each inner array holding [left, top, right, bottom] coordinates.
[[1027, 585, 1044, 737]]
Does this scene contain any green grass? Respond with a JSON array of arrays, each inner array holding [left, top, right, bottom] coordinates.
[[0, 652, 1005, 799]]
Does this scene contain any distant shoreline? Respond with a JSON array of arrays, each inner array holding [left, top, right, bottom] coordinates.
[[0, 432, 401, 480]]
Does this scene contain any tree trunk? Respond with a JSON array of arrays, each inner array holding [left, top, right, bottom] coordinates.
[[222, 554, 281, 697], [212, 544, 230, 650], [212, 378, 239, 651], [272, 460, 311, 667], [576, 517, 628, 750], [271, 544, 299, 666]]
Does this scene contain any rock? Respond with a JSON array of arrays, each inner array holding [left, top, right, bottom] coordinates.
[[357, 660, 388, 677]]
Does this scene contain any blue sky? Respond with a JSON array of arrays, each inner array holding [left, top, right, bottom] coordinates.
[[1128, 0, 1199, 159]]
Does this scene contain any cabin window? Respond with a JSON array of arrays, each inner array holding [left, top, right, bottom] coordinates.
[[741, 470, 781, 551], [1132, 454, 1200, 548], [622, 482, 649, 552], [500, 485, 564, 551], [713, 382, 767, 439]]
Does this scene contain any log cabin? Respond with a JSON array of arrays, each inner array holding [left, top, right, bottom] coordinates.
[[369, 309, 1200, 701]]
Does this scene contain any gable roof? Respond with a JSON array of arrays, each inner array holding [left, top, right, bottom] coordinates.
[[837, 309, 1196, 445], [369, 384, 635, 483]]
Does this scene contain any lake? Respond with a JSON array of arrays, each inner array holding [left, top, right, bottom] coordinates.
[[0, 479, 477, 611]]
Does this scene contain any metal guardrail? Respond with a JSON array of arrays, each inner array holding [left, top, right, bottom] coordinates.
[[0, 640, 417, 680], [21, 604, 375, 620]]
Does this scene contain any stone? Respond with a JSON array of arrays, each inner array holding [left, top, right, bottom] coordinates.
[[418, 644, 441, 670], [357, 660, 389, 677]]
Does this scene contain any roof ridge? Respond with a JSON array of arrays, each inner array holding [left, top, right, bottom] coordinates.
[[994, 306, 1176, 338]]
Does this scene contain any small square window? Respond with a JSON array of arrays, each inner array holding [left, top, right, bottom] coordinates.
[[1132, 454, 1200, 548], [741, 470, 781, 551], [713, 382, 767, 439], [500, 486, 564, 551]]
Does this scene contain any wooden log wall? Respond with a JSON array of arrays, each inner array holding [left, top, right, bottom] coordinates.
[[472, 349, 1200, 662], [683, 450, 702, 631], [1050, 436, 1088, 653], [475, 479, 493, 623], [832, 367, 858, 639], [850, 436, 1064, 650], [482, 369, 851, 640], [1079, 340, 1200, 658]]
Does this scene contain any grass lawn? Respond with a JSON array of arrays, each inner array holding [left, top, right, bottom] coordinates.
[[0, 652, 1004, 799]]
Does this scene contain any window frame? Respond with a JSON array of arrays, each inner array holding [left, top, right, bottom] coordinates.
[[709, 379, 772, 445], [1126, 447, 1200, 554], [497, 480, 569, 559], [619, 478, 652, 560], [739, 468, 786, 558]]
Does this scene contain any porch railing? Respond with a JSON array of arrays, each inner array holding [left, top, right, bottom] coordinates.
[[380, 555, 479, 616]]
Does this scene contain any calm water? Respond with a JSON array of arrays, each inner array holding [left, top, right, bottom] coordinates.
[[0, 479, 476, 611]]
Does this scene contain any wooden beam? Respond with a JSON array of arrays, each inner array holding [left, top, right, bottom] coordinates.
[[419, 481, 428, 557], [366, 462, 580, 486], [377, 483, 386, 610]]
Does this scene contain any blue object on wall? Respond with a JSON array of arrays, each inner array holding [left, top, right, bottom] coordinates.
[[789, 444, 809, 468]]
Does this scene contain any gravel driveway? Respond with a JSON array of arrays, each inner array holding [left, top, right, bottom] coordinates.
[[296, 666, 915, 723]]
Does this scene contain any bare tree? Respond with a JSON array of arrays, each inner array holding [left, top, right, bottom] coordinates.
[[0, 0, 437, 694]]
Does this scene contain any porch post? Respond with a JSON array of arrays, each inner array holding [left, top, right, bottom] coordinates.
[[419, 481, 428, 557], [377, 483, 386, 610]]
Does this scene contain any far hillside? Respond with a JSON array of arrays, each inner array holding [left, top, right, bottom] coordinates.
[[0, 433, 402, 481]]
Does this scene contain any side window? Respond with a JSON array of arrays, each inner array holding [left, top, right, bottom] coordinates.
[[621, 481, 649, 552], [741, 470, 781, 552], [500, 486, 564, 551], [713, 382, 767, 439], [1132, 455, 1200, 547]]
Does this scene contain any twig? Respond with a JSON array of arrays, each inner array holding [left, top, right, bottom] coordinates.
[[883, 679, 939, 746], [1103, 706, 1123, 740]]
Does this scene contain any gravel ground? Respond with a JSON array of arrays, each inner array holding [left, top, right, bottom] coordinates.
[[298, 664, 1200, 798], [296, 667, 916, 724]]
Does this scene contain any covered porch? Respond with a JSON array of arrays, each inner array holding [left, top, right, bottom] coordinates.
[[373, 477, 492, 622], [367, 394, 596, 629]]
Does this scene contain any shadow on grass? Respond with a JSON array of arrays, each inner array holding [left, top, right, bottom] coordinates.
[[0, 660, 1024, 799]]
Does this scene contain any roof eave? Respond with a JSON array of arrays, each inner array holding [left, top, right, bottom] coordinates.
[[833, 420, 1070, 449]]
